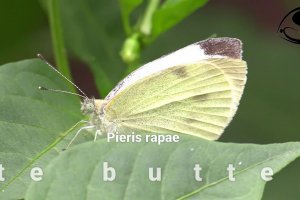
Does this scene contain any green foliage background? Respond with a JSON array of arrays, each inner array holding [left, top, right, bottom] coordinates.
[[0, 0, 300, 199]]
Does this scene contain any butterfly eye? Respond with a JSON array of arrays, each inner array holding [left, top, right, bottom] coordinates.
[[80, 100, 94, 115], [278, 7, 300, 44], [88, 104, 94, 110]]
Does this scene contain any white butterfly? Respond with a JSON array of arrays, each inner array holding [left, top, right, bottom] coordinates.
[[39, 37, 247, 147]]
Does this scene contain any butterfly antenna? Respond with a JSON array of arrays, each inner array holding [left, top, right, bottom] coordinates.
[[37, 53, 88, 98], [38, 86, 86, 98]]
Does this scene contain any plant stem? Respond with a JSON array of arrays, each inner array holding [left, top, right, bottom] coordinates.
[[120, 0, 160, 71], [140, 0, 160, 36], [48, 0, 75, 92]]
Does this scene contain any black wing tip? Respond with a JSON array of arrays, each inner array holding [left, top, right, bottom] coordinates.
[[197, 37, 243, 59]]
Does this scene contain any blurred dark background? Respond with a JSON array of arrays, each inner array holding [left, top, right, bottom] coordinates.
[[0, 0, 299, 199]]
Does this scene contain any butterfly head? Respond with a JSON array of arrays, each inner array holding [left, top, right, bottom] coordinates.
[[81, 98, 109, 132], [80, 98, 107, 115], [80, 98, 96, 115]]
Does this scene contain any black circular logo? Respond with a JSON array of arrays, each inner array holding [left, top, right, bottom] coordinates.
[[278, 7, 300, 44]]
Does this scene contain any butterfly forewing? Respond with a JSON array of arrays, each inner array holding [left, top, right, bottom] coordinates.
[[104, 58, 247, 140]]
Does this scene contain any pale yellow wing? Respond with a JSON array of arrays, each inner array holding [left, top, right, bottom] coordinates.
[[104, 58, 247, 140]]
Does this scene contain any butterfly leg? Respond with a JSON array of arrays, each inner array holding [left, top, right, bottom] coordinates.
[[93, 129, 102, 142], [65, 125, 95, 150]]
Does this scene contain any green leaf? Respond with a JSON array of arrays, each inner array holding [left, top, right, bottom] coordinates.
[[57, 0, 127, 96], [150, 0, 209, 41], [0, 59, 82, 199], [26, 136, 300, 200], [119, 0, 144, 34]]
